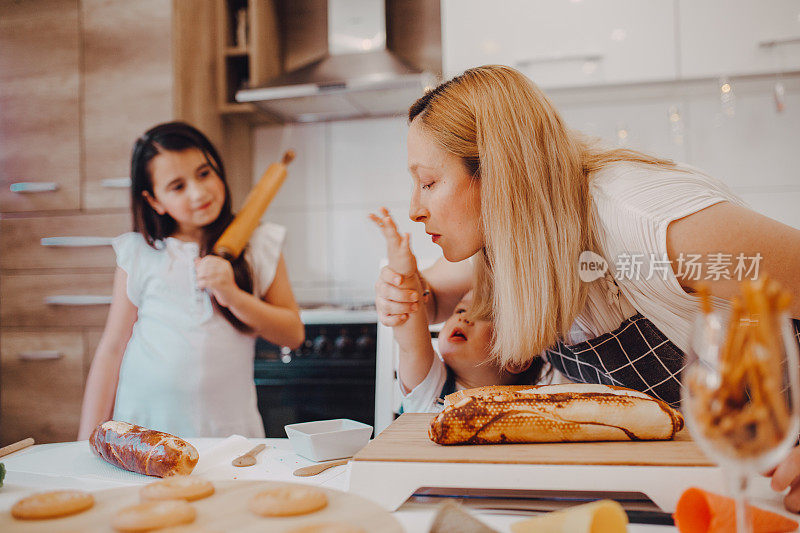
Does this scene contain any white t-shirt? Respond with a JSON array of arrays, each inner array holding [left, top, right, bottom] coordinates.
[[111, 222, 285, 438], [570, 162, 747, 352]]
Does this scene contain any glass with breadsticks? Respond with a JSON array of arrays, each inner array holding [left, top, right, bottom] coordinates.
[[682, 276, 800, 533]]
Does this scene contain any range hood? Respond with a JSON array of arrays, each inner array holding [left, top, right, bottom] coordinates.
[[236, 0, 441, 123]]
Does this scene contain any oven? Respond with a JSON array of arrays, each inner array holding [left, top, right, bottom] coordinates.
[[254, 309, 377, 437]]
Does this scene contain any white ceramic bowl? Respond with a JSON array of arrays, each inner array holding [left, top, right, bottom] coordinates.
[[284, 419, 373, 462]]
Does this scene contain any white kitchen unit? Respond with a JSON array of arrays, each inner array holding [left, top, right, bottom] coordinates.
[[442, 0, 677, 88], [679, 0, 800, 79]]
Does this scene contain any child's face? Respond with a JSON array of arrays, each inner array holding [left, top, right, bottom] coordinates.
[[437, 291, 493, 369], [144, 148, 226, 234]]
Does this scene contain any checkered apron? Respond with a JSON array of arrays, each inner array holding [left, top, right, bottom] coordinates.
[[545, 313, 800, 408]]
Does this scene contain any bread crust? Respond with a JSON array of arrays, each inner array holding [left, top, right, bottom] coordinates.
[[431, 384, 684, 445], [89, 421, 199, 477]]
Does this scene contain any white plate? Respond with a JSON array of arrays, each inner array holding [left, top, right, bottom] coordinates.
[[285, 419, 372, 462]]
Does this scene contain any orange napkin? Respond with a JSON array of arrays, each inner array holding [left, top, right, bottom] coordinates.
[[674, 487, 798, 533]]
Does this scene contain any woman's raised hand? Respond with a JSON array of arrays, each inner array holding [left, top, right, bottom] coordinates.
[[369, 207, 421, 327]]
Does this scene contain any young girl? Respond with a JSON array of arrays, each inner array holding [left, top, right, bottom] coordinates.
[[370, 208, 551, 413], [78, 122, 304, 439]]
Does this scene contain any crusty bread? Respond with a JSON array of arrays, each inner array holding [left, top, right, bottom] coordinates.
[[89, 421, 199, 477], [430, 384, 684, 445]]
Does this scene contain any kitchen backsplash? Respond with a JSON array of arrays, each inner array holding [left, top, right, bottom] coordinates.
[[253, 74, 800, 305]]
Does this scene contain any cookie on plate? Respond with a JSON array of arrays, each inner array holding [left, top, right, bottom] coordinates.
[[287, 522, 366, 533], [140, 476, 215, 502], [112, 500, 196, 532], [11, 490, 94, 520], [248, 485, 328, 517]]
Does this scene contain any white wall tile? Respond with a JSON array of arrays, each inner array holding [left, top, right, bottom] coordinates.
[[253, 123, 327, 209], [686, 81, 800, 189], [738, 191, 800, 230], [328, 116, 411, 207], [267, 209, 329, 303], [558, 99, 690, 162]]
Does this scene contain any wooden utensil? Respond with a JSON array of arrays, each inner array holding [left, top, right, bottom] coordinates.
[[231, 443, 266, 467], [0, 437, 34, 458], [213, 150, 295, 260], [293, 458, 350, 477]]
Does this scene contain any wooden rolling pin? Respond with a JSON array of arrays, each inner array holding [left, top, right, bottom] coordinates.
[[213, 150, 295, 260]]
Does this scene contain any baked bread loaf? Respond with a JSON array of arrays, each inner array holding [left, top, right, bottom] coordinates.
[[430, 384, 684, 445], [89, 421, 199, 477]]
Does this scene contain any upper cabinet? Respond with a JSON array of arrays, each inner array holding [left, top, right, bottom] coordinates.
[[442, 0, 677, 88], [0, 0, 81, 213], [679, 0, 800, 79], [81, 0, 173, 210]]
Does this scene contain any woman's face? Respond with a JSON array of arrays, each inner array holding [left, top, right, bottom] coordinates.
[[407, 118, 483, 262]]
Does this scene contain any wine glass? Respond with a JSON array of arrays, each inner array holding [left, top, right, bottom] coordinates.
[[682, 306, 800, 533]]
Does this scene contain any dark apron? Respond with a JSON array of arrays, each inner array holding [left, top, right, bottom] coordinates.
[[546, 313, 800, 408]]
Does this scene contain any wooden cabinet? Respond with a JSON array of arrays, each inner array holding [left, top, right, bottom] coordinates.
[[0, 331, 86, 444], [81, 0, 173, 210], [0, 0, 81, 213]]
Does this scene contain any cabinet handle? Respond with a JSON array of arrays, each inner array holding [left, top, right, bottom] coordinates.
[[9, 182, 60, 193], [101, 177, 131, 189], [44, 295, 113, 306], [516, 52, 603, 68], [759, 37, 800, 48], [18, 350, 63, 361], [40, 236, 113, 247]]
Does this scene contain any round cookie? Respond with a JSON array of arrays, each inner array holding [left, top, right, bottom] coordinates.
[[288, 522, 366, 533], [11, 490, 94, 520], [140, 476, 215, 502], [248, 485, 328, 517], [112, 500, 196, 532]]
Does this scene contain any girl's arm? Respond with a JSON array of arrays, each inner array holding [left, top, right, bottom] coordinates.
[[196, 253, 305, 349], [77, 268, 137, 440], [666, 201, 800, 317], [369, 208, 437, 391]]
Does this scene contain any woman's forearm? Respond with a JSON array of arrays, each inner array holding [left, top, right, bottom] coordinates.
[[226, 290, 305, 349]]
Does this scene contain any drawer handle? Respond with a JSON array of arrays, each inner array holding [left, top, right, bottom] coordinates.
[[101, 177, 131, 189], [40, 236, 113, 247], [45, 295, 113, 306], [516, 52, 603, 68], [759, 37, 800, 48], [18, 350, 63, 361], [9, 182, 60, 193]]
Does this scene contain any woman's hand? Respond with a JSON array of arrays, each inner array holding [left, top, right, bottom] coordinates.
[[374, 266, 421, 327], [767, 446, 800, 512], [195, 255, 240, 307]]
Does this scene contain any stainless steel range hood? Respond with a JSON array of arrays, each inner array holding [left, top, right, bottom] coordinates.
[[236, 0, 441, 123]]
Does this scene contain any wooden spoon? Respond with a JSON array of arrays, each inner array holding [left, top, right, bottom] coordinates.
[[232, 444, 267, 467], [293, 458, 349, 477]]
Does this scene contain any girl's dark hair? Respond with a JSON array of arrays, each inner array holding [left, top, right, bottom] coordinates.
[[130, 121, 253, 333]]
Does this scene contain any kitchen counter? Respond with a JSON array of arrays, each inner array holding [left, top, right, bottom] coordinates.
[[0, 438, 794, 532]]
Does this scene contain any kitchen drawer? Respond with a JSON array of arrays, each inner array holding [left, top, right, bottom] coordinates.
[[0, 213, 130, 270], [0, 330, 85, 445], [1, 272, 115, 327]]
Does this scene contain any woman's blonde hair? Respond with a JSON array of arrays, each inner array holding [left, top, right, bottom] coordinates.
[[409, 65, 676, 367]]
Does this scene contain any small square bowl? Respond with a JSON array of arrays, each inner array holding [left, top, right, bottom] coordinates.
[[284, 419, 373, 462]]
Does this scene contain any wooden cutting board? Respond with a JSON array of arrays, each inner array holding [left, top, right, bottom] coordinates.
[[0, 480, 402, 532], [353, 413, 714, 466]]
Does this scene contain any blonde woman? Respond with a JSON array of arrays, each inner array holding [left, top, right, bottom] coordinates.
[[374, 65, 800, 510]]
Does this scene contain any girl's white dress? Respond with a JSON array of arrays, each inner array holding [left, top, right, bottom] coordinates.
[[111, 223, 286, 438]]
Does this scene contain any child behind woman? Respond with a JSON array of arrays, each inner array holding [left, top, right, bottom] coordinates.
[[79, 122, 304, 439], [370, 208, 554, 413]]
